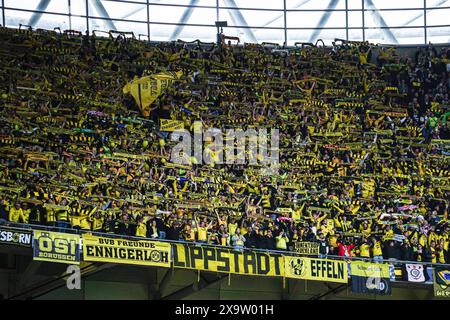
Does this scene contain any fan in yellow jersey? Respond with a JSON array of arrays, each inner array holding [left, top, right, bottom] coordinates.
[[0, 27, 448, 265]]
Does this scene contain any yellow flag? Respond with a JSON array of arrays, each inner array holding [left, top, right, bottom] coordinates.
[[159, 119, 184, 132], [123, 71, 182, 117]]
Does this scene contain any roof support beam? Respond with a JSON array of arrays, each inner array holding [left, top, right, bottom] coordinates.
[[28, 0, 52, 27], [261, 0, 313, 28], [120, 6, 146, 20], [160, 272, 227, 300], [152, 268, 174, 299], [91, 0, 117, 31], [364, 0, 398, 44], [169, 0, 199, 40], [8, 262, 114, 300], [307, 0, 340, 43], [403, 0, 449, 26], [222, 0, 257, 43], [309, 283, 347, 300]]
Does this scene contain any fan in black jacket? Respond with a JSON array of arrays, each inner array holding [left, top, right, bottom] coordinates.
[[244, 227, 256, 248], [383, 240, 401, 260], [254, 229, 266, 249], [166, 221, 183, 241], [400, 242, 415, 262], [264, 230, 276, 251]]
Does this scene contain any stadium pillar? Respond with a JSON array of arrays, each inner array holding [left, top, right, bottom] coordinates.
[[160, 272, 227, 300], [283, 0, 287, 47], [423, 0, 427, 44], [2, 0, 5, 27], [147, 0, 150, 41], [308, 283, 348, 300], [17, 260, 42, 291], [85, 0, 89, 34], [68, 0, 72, 31], [152, 268, 174, 299], [362, 0, 365, 41], [345, 0, 349, 41]]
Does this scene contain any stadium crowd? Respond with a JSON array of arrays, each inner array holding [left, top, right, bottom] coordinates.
[[0, 26, 449, 264]]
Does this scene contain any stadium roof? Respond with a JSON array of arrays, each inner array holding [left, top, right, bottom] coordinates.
[[2, 0, 450, 45]]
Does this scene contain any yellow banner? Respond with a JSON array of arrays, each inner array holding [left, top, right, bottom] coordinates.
[[293, 242, 320, 255], [82, 234, 171, 267], [350, 261, 390, 278], [434, 267, 450, 298], [122, 71, 182, 117], [284, 256, 348, 283], [173, 243, 283, 277], [33, 230, 80, 264], [159, 119, 185, 132]]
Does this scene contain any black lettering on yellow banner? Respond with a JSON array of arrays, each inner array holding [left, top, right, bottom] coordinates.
[[172, 243, 282, 277], [159, 119, 184, 132], [217, 248, 230, 272], [284, 256, 348, 283], [82, 234, 170, 267], [257, 253, 270, 275], [294, 242, 320, 255]]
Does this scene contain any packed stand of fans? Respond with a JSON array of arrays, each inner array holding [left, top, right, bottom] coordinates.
[[0, 27, 449, 264]]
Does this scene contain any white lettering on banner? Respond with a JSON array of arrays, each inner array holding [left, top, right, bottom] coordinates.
[[0, 230, 32, 245], [66, 265, 81, 290], [366, 276, 384, 291]]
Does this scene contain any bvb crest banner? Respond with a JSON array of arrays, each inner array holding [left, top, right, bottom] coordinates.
[[82, 234, 171, 267], [172, 243, 284, 277], [33, 230, 81, 264], [123, 71, 182, 117], [284, 256, 348, 283], [434, 267, 450, 298]]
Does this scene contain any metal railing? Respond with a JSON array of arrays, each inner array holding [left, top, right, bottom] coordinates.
[[2, 221, 449, 270]]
